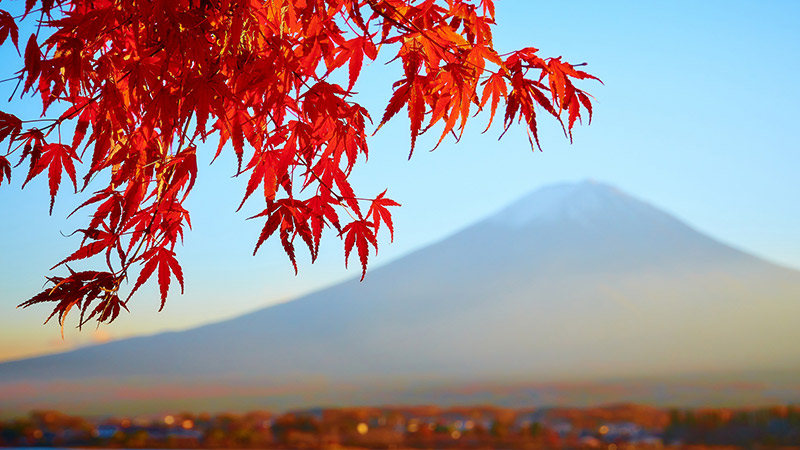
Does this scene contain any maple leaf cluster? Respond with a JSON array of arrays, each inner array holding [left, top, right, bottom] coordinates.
[[0, 0, 598, 330]]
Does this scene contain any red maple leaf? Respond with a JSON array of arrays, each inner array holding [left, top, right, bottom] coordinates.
[[341, 220, 378, 281], [368, 190, 401, 242], [21, 143, 81, 213], [129, 247, 184, 311], [0, 0, 598, 328], [0, 155, 11, 186], [0, 10, 19, 50]]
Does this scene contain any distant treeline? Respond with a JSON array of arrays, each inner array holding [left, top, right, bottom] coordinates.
[[664, 406, 800, 447], [1, 404, 799, 449]]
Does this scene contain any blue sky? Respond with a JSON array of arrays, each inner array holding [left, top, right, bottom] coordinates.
[[1, 1, 798, 361]]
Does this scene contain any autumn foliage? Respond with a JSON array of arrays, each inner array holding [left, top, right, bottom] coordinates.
[[0, 0, 598, 329]]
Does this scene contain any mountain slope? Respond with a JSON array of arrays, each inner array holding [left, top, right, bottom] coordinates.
[[1, 180, 799, 408]]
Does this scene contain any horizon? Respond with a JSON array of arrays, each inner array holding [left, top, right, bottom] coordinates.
[[3, 370, 800, 418]]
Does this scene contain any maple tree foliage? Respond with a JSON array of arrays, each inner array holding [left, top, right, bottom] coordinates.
[[0, 0, 598, 330]]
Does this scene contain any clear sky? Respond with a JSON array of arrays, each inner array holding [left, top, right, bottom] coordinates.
[[1, 1, 798, 362]]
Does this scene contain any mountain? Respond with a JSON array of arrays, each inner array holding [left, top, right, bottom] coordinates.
[[2, 180, 799, 413]]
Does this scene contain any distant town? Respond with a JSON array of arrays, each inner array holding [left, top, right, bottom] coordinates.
[[1, 404, 798, 449]]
